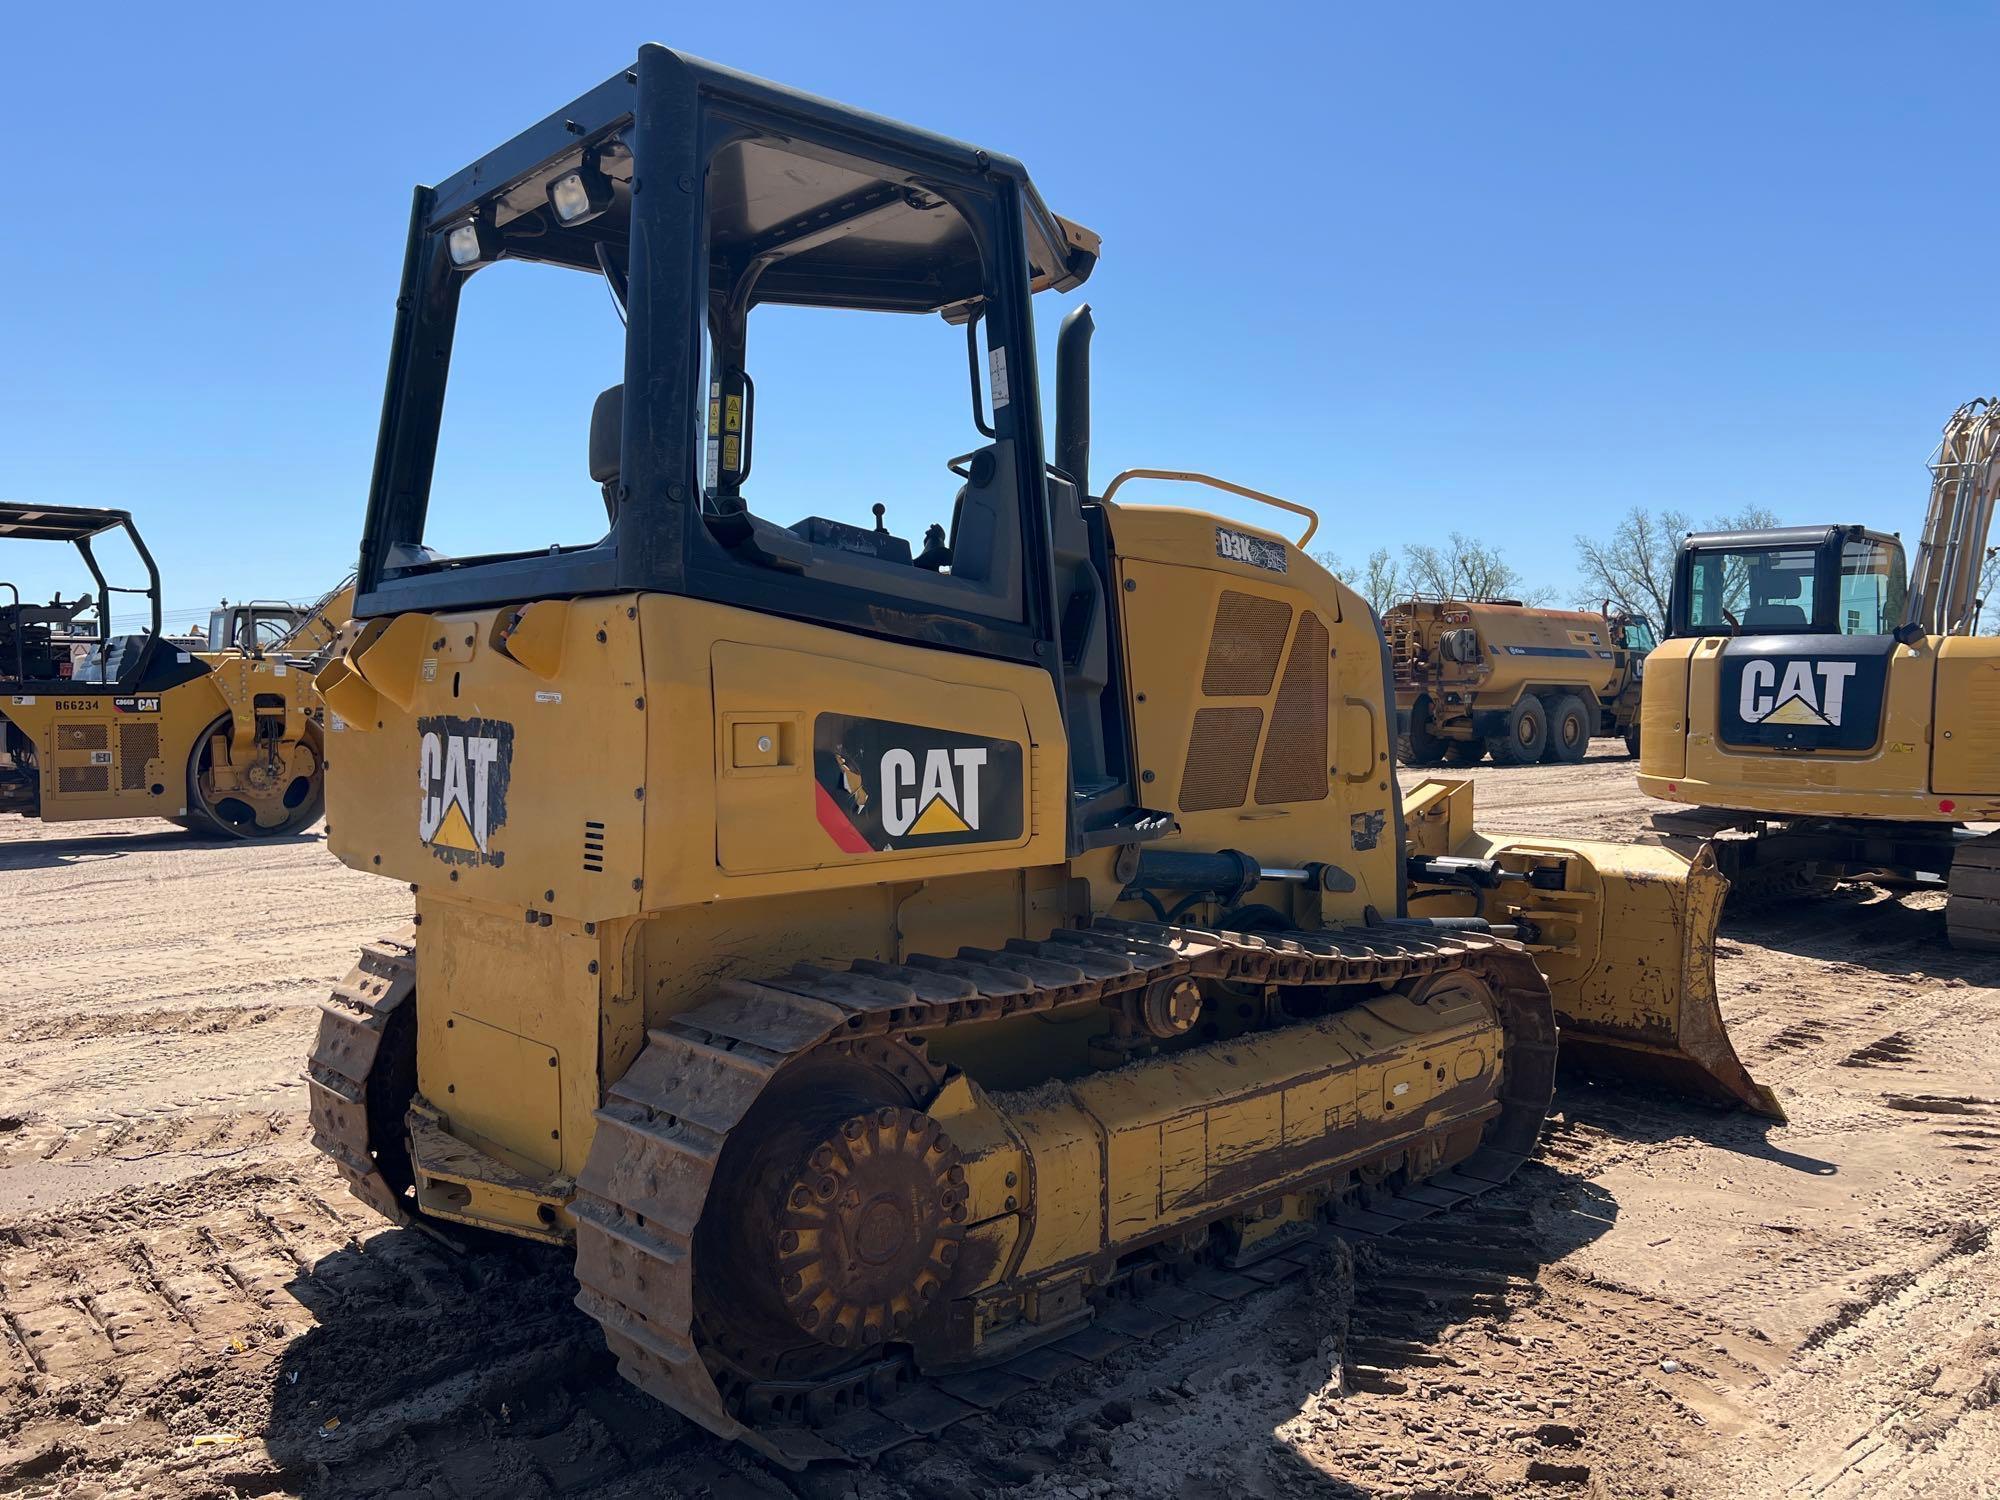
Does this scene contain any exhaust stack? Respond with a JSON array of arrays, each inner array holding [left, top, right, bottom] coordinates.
[[1055, 303, 1094, 497]]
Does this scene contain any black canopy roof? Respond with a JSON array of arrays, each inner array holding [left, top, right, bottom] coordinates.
[[424, 46, 1098, 317], [0, 504, 136, 544]]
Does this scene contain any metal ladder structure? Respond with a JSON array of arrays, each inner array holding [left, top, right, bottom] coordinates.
[[1905, 397, 2000, 637]]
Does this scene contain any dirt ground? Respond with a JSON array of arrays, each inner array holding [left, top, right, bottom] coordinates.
[[3, 743, 1998, 1499]]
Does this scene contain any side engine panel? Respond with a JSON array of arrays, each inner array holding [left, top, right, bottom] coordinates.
[[1107, 505, 1401, 915]]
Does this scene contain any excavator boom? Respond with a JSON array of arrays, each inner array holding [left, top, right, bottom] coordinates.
[[1906, 397, 1999, 637]]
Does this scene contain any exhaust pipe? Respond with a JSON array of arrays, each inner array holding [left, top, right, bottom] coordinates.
[[1055, 303, 1094, 496]]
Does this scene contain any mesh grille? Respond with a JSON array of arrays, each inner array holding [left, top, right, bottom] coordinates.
[[119, 723, 161, 790], [58, 722, 109, 751], [1256, 612, 1331, 804], [58, 765, 109, 794], [1179, 707, 1264, 812], [1201, 592, 1293, 697]]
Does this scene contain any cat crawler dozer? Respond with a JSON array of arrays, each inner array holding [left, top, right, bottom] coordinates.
[[0, 504, 331, 836], [305, 47, 1772, 1469], [1639, 398, 2000, 943]]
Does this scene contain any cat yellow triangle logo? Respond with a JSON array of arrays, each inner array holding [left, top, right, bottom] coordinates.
[[1764, 694, 1831, 727], [908, 796, 972, 836], [431, 799, 479, 850]]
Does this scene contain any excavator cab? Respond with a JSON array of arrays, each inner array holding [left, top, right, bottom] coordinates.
[[1670, 526, 1906, 640], [207, 601, 309, 657], [1638, 400, 2000, 947]]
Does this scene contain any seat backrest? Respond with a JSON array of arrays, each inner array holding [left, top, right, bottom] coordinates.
[[1743, 603, 1807, 630], [589, 386, 623, 484]]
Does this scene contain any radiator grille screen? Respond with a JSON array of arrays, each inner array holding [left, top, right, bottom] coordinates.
[[1201, 592, 1293, 697], [120, 723, 161, 789], [58, 722, 109, 751], [1256, 611, 1331, 804], [1179, 707, 1264, 812], [58, 765, 110, 795]]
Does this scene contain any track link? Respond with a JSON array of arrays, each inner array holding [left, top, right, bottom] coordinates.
[[1947, 829, 2000, 952], [305, 929, 418, 1225], [571, 919, 1556, 1467]]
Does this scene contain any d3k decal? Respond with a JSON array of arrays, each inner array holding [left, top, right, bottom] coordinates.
[[813, 714, 1024, 854], [417, 714, 514, 867]]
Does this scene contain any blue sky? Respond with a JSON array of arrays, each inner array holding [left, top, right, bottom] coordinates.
[[3, 4, 1995, 630]]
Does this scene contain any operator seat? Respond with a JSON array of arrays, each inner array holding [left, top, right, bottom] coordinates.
[[1742, 603, 1808, 630], [590, 385, 623, 521]]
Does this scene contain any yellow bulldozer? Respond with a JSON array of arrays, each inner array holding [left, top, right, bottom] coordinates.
[[1388, 596, 1656, 765], [305, 47, 1772, 1468], [0, 503, 347, 837], [1639, 397, 2000, 941]]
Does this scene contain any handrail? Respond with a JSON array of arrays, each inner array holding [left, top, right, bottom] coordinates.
[[1098, 468, 1319, 548]]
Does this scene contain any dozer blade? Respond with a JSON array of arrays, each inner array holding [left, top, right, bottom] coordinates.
[[1403, 779, 1781, 1119]]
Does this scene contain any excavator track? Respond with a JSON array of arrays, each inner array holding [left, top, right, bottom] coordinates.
[[570, 919, 1556, 1468], [1947, 830, 2000, 952], [304, 929, 418, 1226]]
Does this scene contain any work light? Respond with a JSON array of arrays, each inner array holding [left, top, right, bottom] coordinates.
[[447, 217, 500, 269], [548, 159, 614, 226]]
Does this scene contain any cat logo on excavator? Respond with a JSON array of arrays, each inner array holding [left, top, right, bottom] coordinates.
[[1737, 658, 1856, 727]]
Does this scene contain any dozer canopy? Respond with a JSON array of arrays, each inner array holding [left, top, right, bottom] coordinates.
[[358, 43, 1098, 659], [350, 45, 1156, 856]]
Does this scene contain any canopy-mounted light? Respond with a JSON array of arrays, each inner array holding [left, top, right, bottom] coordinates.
[[548, 154, 615, 227], [446, 216, 501, 269]]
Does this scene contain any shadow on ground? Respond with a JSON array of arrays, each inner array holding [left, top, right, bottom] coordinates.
[[1546, 1074, 1835, 1175], [262, 1229, 747, 1499], [1722, 881, 1969, 977], [0, 824, 322, 870], [254, 1158, 1626, 1500]]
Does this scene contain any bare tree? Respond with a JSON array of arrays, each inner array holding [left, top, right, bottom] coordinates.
[[1402, 532, 1552, 605], [1312, 547, 1406, 618], [1360, 549, 1404, 617], [1575, 505, 1780, 624], [1978, 546, 2000, 634]]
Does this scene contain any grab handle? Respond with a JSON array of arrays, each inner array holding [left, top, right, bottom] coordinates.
[[1099, 468, 1319, 548], [1342, 694, 1380, 784]]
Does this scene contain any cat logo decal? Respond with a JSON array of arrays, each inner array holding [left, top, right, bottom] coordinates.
[[1717, 639, 1890, 752], [813, 714, 1022, 854], [417, 714, 514, 867], [1736, 659, 1856, 728]]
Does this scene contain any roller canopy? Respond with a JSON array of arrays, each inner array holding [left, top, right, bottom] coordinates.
[[0, 504, 137, 544]]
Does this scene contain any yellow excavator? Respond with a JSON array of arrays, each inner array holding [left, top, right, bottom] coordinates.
[[0, 505, 347, 836], [1639, 398, 2000, 944], [306, 47, 1771, 1468]]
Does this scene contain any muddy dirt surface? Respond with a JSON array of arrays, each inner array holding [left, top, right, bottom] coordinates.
[[4, 746, 1998, 1498]]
